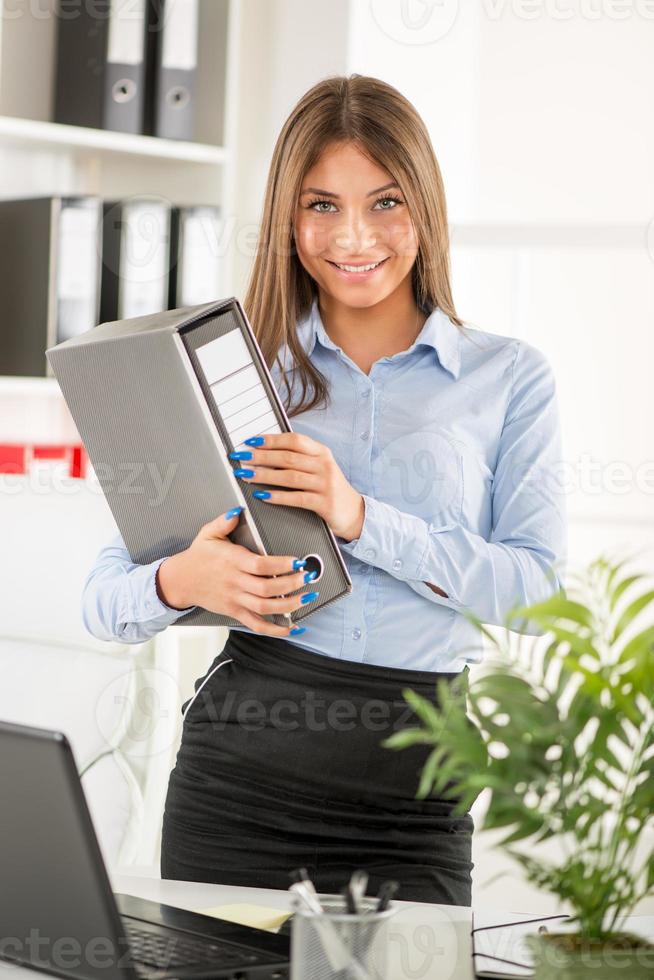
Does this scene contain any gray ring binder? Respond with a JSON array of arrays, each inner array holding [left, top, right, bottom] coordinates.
[[46, 297, 352, 628]]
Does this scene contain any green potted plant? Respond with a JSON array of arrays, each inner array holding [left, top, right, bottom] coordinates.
[[383, 555, 654, 979]]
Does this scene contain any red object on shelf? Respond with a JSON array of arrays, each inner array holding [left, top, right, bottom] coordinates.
[[0, 445, 25, 475], [0, 443, 88, 478], [70, 445, 87, 479]]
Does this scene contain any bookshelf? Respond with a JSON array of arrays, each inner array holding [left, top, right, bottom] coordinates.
[[0, 114, 229, 164], [0, 0, 241, 437]]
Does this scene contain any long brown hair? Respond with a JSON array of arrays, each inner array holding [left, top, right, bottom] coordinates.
[[243, 73, 464, 419]]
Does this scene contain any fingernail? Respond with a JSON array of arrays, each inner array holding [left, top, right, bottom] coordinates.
[[245, 436, 265, 446], [301, 591, 320, 604], [253, 490, 271, 499], [304, 570, 318, 583], [234, 468, 255, 478], [229, 450, 253, 460], [225, 506, 244, 519], [289, 626, 307, 635], [292, 558, 307, 570]]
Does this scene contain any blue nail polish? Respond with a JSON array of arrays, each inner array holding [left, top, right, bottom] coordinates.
[[234, 468, 255, 478], [304, 570, 318, 583], [229, 450, 253, 460], [292, 558, 307, 570], [301, 591, 320, 604], [253, 490, 271, 500], [225, 506, 244, 519], [289, 626, 306, 635], [244, 436, 265, 446]]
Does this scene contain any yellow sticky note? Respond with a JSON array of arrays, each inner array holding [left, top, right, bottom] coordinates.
[[194, 903, 293, 934]]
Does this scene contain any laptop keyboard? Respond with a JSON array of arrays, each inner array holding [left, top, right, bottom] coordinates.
[[122, 918, 261, 973]]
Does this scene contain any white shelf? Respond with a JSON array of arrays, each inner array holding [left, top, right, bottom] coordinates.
[[0, 115, 228, 165]]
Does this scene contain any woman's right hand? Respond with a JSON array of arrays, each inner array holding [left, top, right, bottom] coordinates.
[[155, 509, 318, 637]]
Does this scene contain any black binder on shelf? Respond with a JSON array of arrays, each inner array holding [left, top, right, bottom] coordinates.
[[168, 205, 222, 308], [144, 0, 199, 141], [100, 197, 171, 322], [45, 297, 352, 629], [53, 0, 149, 134], [0, 196, 102, 377]]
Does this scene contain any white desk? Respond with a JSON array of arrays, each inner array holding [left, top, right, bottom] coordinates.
[[109, 871, 476, 980], [4, 869, 653, 980], [0, 869, 474, 980]]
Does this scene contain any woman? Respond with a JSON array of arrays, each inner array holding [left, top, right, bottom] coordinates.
[[82, 74, 567, 905]]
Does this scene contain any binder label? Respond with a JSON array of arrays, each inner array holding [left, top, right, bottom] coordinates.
[[162, 0, 199, 70], [57, 201, 101, 342], [196, 332, 281, 450], [107, 0, 147, 66]]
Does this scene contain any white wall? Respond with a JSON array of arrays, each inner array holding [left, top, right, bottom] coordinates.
[[346, 0, 654, 915], [231, 0, 351, 296]]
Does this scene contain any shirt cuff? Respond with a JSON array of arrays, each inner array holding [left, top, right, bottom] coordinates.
[[128, 556, 197, 624], [338, 493, 435, 580]]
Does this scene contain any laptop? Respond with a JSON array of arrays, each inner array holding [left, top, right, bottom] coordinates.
[[0, 719, 290, 980]]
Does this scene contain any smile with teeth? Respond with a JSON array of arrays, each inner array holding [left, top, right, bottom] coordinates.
[[329, 258, 389, 273]]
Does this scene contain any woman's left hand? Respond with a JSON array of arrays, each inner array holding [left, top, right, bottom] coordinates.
[[230, 432, 365, 542]]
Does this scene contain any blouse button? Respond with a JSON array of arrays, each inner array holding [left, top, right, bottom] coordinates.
[[392, 558, 403, 570], [361, 389, 370, 399], [351, 627, 361, 640], [360, 430, 370, 440], [364, 547, 376, 559]]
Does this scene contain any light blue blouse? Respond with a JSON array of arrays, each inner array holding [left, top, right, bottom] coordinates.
[[82, 298, 567, 672]]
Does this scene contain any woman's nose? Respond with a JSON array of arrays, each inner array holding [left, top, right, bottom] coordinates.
[[332, 216, 378, 253]]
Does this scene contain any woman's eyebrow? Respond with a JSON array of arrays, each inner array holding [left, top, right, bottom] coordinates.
[[299, 181, 400, 199]]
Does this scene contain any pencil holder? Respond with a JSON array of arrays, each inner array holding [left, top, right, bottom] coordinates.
[[290, 892, 397, 980]]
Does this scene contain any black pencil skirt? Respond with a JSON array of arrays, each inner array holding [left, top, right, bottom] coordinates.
[[160, 630, 476, 905]]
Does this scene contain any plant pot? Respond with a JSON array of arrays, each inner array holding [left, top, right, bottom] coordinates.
[[526, 931, 654, 979]]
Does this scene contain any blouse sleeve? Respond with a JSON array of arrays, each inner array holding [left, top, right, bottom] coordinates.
[[339, 341, 568, 634], [81, 530, 196, 645]]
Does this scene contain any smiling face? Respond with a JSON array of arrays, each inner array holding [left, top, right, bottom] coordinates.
[[293, 141, 420, 311]]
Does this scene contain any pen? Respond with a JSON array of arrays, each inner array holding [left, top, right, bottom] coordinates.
[[349, 869, 368, 911], [375, 879, 399, 913], [289, 867, 318, 898], [289, 883, 372, 980], [342, 884, 359, 915]]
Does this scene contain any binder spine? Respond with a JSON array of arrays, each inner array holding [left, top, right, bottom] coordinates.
[[145, 0, 199, 141], [54, 2, 106, 129], [167, 206, 182, 310], [172, 331, 294, 628], [100, 201, 123, 325], [104, 0, 149, 134], [46, 198, 60, 369], [54, 0, 147, 134]]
